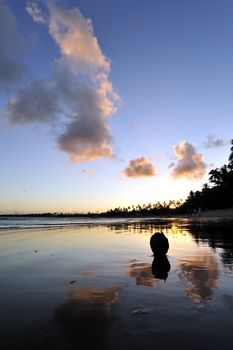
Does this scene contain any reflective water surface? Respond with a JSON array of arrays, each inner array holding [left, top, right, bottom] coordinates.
[[0, 219, 233, 349]]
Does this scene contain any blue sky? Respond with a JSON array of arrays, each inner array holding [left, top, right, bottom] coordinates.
[[1, 0, 233, 213]]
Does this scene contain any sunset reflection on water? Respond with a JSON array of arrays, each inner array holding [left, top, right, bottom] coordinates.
[[0, 219, 233, 349], [178, 251, 218, 306], [55, 286, 119, 348]]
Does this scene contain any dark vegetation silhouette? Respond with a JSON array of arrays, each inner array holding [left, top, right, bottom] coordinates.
[[1, 140, 232, 218], [188, 221, 233, 270], [180, 139, 233, 215], [95, 139, 233, 217]]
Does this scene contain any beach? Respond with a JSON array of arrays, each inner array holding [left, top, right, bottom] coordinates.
[[199, 207, 233, 218], [183, 207, 233, 219], [0, 218, 233, 349], [1, 1, 233, 348]]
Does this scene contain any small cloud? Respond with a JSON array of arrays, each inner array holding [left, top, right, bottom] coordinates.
[[80, 168, 96, 176], [203, 134, 229, 149], [170, 141, 207, 180], [123, 157, 156, 179], [26, 2, 46, 24], [128, 123, 147, 135]]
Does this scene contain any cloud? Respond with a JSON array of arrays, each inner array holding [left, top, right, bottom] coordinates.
[[26, 1, 46, 23], [57, 85, 113, 162], [203, 134, 229, 149], [0, 1, 26, 88], [123, 157, 156, 178], [3, 2, 119, 163], [6, 79, 60, 124], [80, 168, 96, 176], [170, 141, 207, 180], [47, 1, 110, 74]]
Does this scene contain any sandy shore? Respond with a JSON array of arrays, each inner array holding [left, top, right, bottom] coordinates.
[[193, 207, 233, 218]]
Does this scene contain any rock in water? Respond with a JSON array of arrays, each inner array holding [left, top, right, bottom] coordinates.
[[150, 232, 169, 255]]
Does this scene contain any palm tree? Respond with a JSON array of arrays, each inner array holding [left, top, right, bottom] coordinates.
[[209, 165, 229, 186], [228, 139, 233, 170], [147, 203, 152, 210], [209, 168, 223, 186], [202, 183, 209, 191], [220, 165, 229, 184]]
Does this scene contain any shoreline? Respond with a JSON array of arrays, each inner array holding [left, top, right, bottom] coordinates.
[[1, 209, 233, 230], [1, 205, 233, 220], [189, 207, 233, 219]]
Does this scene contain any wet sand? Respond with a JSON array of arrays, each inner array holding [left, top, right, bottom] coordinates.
[[203, 207, 233, 217], [0, 221, 233, 349], [192, 207, 233, 218]]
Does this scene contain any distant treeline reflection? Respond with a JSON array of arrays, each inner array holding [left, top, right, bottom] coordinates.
[[189, 222, 233, 269]]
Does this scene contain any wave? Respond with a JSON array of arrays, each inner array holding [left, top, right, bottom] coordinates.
[[0, 216, 138, 229]]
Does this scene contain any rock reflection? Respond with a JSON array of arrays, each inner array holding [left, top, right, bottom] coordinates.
[[178, 252, 218, 306], [129, 262, 156, 287], [54, 286, 119, 349], [152, 255, 171, 281], [129, 255, 171, 286]]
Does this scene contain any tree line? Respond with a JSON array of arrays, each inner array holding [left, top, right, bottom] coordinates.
[[94, 139, 233, 217], [89, 199, 183, 218], [1, 140, 232, 218], [179, 139, 233, 214]]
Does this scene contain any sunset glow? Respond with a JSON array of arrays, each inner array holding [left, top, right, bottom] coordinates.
[[1, 1, 233, 213]]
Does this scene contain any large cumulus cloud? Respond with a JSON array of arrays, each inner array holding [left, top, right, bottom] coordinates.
[[6, 79, 60, 124], [48, 2, 110, 75], [123, 157, 156, 179], [3, 1, 119, 162], [57, 84, 113, 161], [170, 141, 207, 180]]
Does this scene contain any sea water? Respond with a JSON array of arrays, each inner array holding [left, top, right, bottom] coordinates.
[[0, 218, 233, 349]]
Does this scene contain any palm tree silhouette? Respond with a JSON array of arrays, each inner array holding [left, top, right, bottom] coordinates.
[[209, 165, 229, 186], [228, 139, 233, 170]]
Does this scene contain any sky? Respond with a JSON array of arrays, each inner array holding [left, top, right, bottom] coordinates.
[[1, 0, 233, 214]]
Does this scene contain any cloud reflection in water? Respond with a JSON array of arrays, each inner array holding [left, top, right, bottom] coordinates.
[[54, 286, 119, 348], [129, 255, 171, 286], [178, 251, 218, 307], [129, 262, 156, 287]]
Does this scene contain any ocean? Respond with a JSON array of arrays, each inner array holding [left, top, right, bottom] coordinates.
[[0, 217, 233, 349]]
